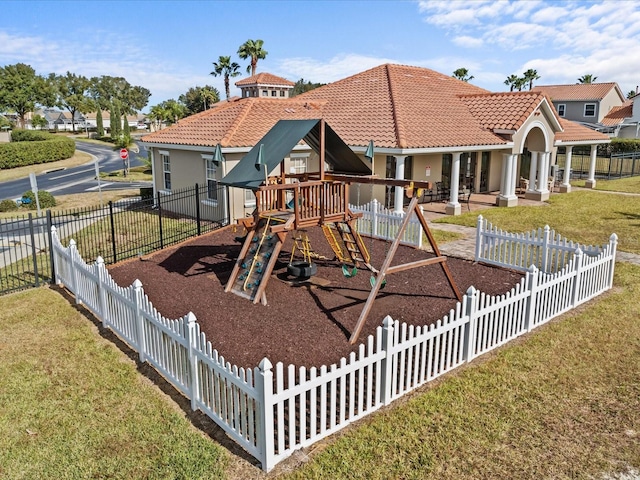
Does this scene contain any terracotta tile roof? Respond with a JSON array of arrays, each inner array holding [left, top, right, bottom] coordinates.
[[295, 63, 509, 149], [141, 98, 326, 147], [555, 119, 610, 143], [143, 64, 610, 151], [532, 83, 621, 101], [460, 91, 552, 131], [235, 73, 295, 87], [601, 101, 633, 126]]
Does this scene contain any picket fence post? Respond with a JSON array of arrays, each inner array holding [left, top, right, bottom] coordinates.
[[68, 239, 81, 304], [541, 225, 550, 273], [95, 256, 107, 325], [524, 265, 539, 332], [255, 358, 275, 472], [474, 215, 483, 262], [186, 312, 199, 412], [607, 233, 618, 288], [571, 248, 584, 307], [51, 226, 62, 286], [372, 199, 379, 238], [132, 279, 146, 363], [380, 316, 395, 405], [463, 286, 477, 362]]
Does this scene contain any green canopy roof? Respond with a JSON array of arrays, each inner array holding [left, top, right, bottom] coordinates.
[[220, 119, 371, 189]]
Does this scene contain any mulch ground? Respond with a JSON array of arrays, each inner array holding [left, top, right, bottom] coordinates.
[[107, 226, 524, 369]]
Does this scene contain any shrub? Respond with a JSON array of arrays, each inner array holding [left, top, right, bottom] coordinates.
[[21, 190, 56, 210], [0, 199, 18, 212], [10, 129, 54, 142], [0, 136, 75, 168]]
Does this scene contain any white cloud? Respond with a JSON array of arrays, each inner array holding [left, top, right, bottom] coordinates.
[[276, 54, 396, 84], [453, 35, 484, 48]]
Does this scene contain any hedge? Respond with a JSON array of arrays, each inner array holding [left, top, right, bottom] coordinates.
[[0, 136, 75, 169], [10, 129, 55, 142]]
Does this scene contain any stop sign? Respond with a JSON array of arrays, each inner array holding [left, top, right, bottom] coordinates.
[[120, 148, 128, 159]]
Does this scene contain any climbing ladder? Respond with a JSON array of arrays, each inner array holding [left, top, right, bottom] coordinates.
[[335, 221, 370, 266], [225, 218, 285, 305]]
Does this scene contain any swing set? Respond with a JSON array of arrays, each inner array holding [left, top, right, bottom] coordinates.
[[220, 119, 462, 344]]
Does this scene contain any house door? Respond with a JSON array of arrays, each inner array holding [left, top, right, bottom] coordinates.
[[385, 156, 413, 208], [480, 152, 490, 192]]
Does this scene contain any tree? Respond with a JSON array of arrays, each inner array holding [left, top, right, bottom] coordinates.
[[514, 77, 526, 91], [578, 74, 598, 84], [49, 72, 92, 132], [627, 90, 637, 99], [110, 102, 121, 139], [179, 85, 220, 115], [290, 78, 325, 97], [504, 74, 520, 92], [147, 100, 186, 130], [523, 68, 540, 90], [237, 39, 268, 76], [122, 112, 130, 137], [89, 76, 150, 116], [31, 114, 47, 130], [0, 63, 54, 128], [211, 56, 241, 101], [96, 108, 104, 137], [452, 68, 474, 82]]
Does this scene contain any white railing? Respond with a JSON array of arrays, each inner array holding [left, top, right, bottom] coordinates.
[[349, 199, 423, 248], [475, 215, 606, 273], [50, 223, 617, 472]]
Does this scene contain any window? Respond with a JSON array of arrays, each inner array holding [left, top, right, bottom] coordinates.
[[584, 103, 596, 117], [160, 151, 171, 190], [557, 104, 566, 117], [244, 188, 256, 207], [280, 91, 286, 97], [271, 90, 277, 97], [205, 158, 218, 201], [290, 155, 308, 175], [262, 90, 268, 97]]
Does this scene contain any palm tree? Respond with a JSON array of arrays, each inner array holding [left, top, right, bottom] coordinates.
[[504, 74, 519, 92], [210, 56, 241, 101], [514, 77, 526, 91], [523, 68, 540, 90], [452, 68, 474, 82], [578, 74, 598, 84], [627, 90, 637, 99], [237, 39, 268, 76]]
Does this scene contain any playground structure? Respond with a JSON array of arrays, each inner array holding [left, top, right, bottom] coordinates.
[[221, 119, 462, 344]]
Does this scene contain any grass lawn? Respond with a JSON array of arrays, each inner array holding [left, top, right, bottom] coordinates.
[[0, 287, 227, 479], [572, 175, 640, 194]]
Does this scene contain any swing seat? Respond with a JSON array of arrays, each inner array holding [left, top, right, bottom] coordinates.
[[370, 275, 387, 289], [342, 264, 358, 278]]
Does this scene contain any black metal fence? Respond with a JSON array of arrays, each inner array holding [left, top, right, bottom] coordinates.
[[556, 149, 640, 180], [0, 183, 229, 296]]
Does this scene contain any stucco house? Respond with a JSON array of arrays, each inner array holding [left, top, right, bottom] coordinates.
[[141, 63, 609, 221], [532, 82, 627, 134], [599, 95, 640, 138]]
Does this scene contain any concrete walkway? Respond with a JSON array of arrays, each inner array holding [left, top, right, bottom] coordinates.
[[418, 192, 640, 266]]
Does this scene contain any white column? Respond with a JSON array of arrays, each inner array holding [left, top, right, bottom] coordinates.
[[538, 152, 550, 194], [473, 152, 482, 192], [393, 155, 406, 213], [445, 152, 461, 215], [528, 151, 539, 192], [560, 146, 573, 193], [497, 154, 518, 207], [585, 144, 598, 189]]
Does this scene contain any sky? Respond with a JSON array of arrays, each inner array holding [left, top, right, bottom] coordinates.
[[2, 0, 640, 112]]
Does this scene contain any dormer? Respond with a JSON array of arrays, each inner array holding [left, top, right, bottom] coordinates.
[[235, 73, 295, 99]]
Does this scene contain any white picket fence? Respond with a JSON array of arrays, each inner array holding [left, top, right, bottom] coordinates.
[[349, 199, 423, 248], [50, 223, 617, 472], [475, 215, 607, 273]]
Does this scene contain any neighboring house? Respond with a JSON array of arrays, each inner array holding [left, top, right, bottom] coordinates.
[[236, 72, 295, 99], [142, 63, 609, 221], [600, 96, 640, 138], [532, 83, 627, 133]]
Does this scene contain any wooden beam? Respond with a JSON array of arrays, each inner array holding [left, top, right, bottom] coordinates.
[[349, 196, 420, 344], [385, 256, 446, 275], [252, 234, 286, 304], [325, 173, 432, 191]]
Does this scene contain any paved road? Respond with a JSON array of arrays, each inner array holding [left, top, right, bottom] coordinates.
[[0, 140, 151, 200]]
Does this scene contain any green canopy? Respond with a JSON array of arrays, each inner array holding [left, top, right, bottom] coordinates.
[[220, 119, 371, 189]]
